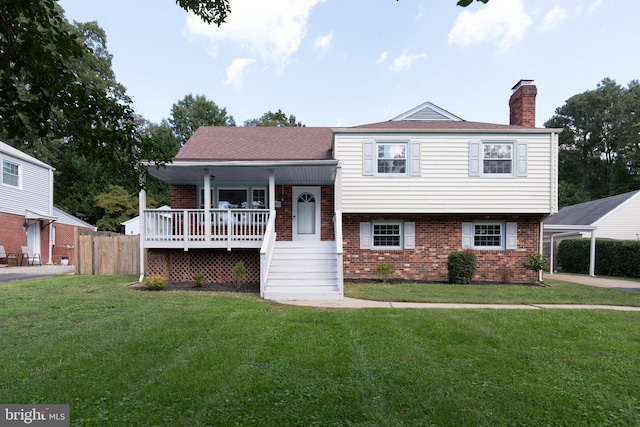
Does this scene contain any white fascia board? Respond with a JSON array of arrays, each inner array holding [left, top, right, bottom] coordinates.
[[332, 128, 564, 135]]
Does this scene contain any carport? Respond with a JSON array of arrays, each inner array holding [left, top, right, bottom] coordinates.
[[543, 224, 597, 277]]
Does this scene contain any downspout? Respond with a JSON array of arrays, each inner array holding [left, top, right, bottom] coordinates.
[[48, 168, 54, 264], [138, 177, 147, 283]]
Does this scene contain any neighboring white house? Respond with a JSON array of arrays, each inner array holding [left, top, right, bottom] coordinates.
[[0, 141, 95, 265], [544, 190, 640, 240], [121, 205, 171, 235]]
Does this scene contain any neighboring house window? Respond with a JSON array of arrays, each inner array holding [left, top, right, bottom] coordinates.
[[359, 221, 416, 250], [2, 160, 20, 187], [362, 140, 421, 176], [462, 221, 517, 250], [469, 141, 528, 177]]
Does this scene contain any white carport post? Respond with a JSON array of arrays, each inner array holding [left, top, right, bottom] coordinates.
[[589, 229, 596, 277], [544, 225, 597, 278]]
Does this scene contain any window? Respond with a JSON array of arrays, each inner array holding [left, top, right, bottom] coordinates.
[[199, 187, 267, 209], [359, 221, 415, 250], [377, 143, 406, 174], [462, 221, 517, 250], [2, 160, 19, 187], [483, 143, 512, 174], [373, 222, 402, 248], [252, 189, 266, 209], [469, 141, 528, 177], [473, 222, 503, 248]]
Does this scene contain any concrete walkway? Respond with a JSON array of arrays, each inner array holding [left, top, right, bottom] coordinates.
[[282, 274, 640, 311]]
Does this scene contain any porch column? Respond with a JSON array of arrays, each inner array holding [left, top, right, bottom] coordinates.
[[268, 169, 275, 214], [204, 168, 211, 241], [334, 163, 342, 212], [138, 177, 146, 282]]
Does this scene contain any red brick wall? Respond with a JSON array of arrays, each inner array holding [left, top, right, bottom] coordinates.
[[342, 214, 542, 284], [170, 185, 197, 209], [52, 223, 88, 265], [0, 212, 27, 261]]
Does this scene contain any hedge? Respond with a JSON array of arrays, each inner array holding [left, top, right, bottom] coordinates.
[[557, 238, 640, 278]]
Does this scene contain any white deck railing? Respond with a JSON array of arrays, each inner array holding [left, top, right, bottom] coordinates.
[[143, 209, 269, 249]]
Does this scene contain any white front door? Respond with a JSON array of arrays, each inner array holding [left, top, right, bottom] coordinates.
[[26, 221, 40, 256], [292, 186, 321, 241]]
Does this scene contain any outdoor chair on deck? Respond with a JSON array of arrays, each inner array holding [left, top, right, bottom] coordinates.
[[0, 245, 20, 266], [20, 246, 41, 266]]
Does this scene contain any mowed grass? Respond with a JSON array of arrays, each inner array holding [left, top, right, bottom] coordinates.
[[1, 275, 640, 426], [345, 279, 640, 306]]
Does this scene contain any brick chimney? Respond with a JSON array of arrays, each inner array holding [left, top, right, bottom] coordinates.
[[509, 79, 537, 127]]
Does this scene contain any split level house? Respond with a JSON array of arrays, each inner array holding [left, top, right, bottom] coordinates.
[[0, 141, 95, 266], [140, 80, 560, 300]]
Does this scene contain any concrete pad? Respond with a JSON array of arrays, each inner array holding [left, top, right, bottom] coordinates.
[[391, 302, 539, 309]]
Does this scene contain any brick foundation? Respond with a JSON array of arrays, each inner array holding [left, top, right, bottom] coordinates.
[[343, 214, 542, 284]]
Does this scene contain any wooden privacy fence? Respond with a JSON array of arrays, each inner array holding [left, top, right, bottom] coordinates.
[[75, 229, 140, 275]]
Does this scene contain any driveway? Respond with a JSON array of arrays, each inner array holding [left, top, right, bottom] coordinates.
[[546, 273, 640, 291], [0, 264, 75, 282]]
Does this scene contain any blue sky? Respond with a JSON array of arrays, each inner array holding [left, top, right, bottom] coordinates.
[[58, 0, 639, 128]]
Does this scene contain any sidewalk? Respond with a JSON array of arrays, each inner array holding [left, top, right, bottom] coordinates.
[[545, 273, 640, 289]]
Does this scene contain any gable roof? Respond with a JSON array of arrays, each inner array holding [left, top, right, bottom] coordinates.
[[0, 141, 54, 170], [349, 120, 535, 131], [175, 127, 334, 161], [391, 102, 463, 121], [545, 190, 640, 226], [53, 207, 96, 229]]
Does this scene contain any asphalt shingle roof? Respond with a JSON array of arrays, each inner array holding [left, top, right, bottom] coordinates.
[[545, 190, 640, 225], [175, 127, 335, 161]]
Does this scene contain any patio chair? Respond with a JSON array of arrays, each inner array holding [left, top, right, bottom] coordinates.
[[0, 245, 20, 266], [20, 246, 41, 266]]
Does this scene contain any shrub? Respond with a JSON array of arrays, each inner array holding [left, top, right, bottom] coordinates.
[[374, 263, 395, 282], [232, 261, 247, 283], [447, 251, 476, 284], [558, 238, 640, 278], [193, 272, 205, 287], [143, 274, 166, 290], [523, 253, 549, 284]]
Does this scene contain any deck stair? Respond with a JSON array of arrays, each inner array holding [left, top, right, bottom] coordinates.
[[263, 241, 342, 301]]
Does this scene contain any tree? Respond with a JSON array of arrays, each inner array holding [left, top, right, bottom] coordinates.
[[0, 2, 171, 188], [169, 94, 236, 145], [94, 185, 153, 232], [243, 109, 304, 127], [176, 0, 488, 27], [545, 78, 640, 205]]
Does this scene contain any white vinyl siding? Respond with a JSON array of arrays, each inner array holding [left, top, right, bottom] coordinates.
[[337, 132, 555, 214], [0, 150, 53, 217], [587, 193, 640, 240]]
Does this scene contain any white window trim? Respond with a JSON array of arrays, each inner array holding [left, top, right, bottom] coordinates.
[[2, 159, 21, 189], [371, 221, 404, 250], [376, 142, 409, 176], [472, 221, 505, 250], [481, 142, 514, 177]]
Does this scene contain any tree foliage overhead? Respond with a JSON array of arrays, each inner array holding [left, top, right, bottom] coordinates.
[[545, 78, 640, 207], [169, 94, 236, 145], [243, 109, 304, 127], [0, 1, 171, 186]]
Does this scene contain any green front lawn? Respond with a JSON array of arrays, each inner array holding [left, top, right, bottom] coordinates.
[[1, 275, 639, 426], [345, 279, 640, 306]]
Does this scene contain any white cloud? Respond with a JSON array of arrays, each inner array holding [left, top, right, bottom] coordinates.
[[543, 6, 567, 31], [185, 0, 325, 69], [390, 50, 427, 72], [377, 51, 388, 64], [224, 58, 255, 87], [313, 31, 333, 55], [589, 0, 602, 14], [448, 0, 532, 52]]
